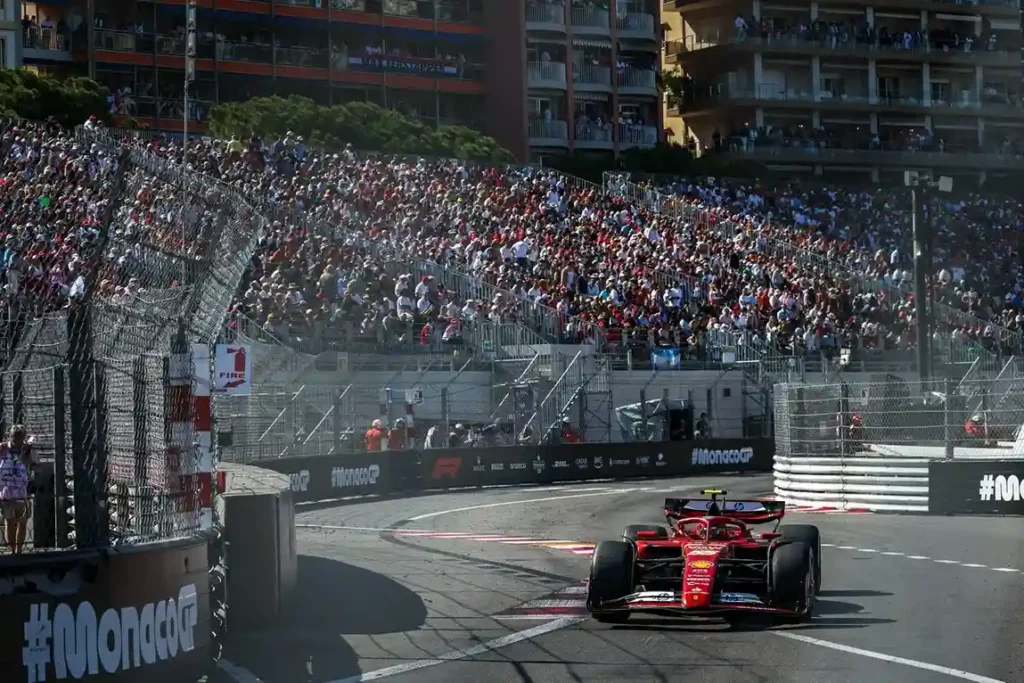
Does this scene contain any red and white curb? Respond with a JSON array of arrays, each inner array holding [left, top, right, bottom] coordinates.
[[392, 530, 597, 557]]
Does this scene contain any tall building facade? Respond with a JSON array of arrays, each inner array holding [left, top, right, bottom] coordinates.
[[663, 0, 1023, 185], [12, 0, 661, 160]]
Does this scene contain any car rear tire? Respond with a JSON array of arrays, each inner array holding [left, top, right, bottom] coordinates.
[[621, 524, 669, 542], [770, 541, 815, 623], [778, 524, 822, 590], [587, 540, 634, 624]]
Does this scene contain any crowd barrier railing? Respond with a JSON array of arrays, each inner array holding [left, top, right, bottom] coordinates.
[[254, 438, 775, 504]]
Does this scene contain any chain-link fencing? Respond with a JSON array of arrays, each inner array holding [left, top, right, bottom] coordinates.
[[775, 374, 1024, 460], [0, 125, 263, 554]]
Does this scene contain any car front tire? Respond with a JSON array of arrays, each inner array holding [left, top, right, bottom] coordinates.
[[587, 540, 634, 624]]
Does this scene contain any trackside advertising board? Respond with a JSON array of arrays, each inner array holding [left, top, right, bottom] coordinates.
[[0, 537, 211, 682], [928, 460, 1024, 515], [256, 440, 774, 502]]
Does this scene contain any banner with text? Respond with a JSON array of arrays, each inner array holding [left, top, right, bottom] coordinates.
[[929, 460, 1024, 515]]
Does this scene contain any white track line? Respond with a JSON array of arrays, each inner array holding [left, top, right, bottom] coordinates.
[[407, 489, 635, 521], [773, 632, 1007, 683], [325, 617, 585, 683]]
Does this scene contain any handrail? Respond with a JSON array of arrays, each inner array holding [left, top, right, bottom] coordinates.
[[258, 385, 305, 443]]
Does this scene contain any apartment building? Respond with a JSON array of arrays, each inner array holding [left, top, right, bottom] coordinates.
[[663, 0, 1023, 184], [522, 0, 662, 160]]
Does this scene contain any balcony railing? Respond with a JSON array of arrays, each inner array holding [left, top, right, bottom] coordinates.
[[725, 145, 1024, 169], [617, 67, 657, 89], [615, 12, 655, 34], [575, 124, 613, 143], [276, 46, 328, 68], [217, 41, 274, 63], [573, 63, 611, 86], [618, 123, 658, 145], [23, 26, 72, 51], [675, 84, 1019, 112], [526, 2, 566, 25], [571, 6, 610, 29], [668, 32, 1018, 63], [527, 61, 568, 86], [529, 119, 569, 140], [95, 30, 137, 52]]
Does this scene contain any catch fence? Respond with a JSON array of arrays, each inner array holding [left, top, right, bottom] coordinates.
[[774, 374, 1024, 460], [0, 125, 262, 552]]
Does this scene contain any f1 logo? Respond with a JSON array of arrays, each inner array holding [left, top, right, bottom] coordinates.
[[432, 457, 462, 479]]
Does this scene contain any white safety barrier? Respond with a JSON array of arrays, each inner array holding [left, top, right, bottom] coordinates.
[[774, 455, 930, 512]]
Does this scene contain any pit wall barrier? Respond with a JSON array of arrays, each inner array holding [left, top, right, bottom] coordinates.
[[218, 464, 297, 629], [0, 533, 214, 682], [252, 439, 776, 504]]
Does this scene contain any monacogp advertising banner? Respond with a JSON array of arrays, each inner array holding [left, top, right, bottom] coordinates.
[[0, 538, 211, 682]]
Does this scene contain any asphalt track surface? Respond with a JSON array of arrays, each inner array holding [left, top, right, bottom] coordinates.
[[215, 474, 1024, 683]]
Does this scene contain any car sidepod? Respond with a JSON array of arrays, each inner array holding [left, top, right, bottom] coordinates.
[[587, 540, 634, 623], [769, 540, 816, 623]]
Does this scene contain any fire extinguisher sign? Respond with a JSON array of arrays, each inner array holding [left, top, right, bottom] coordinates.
[[214, 343, 253, 396]]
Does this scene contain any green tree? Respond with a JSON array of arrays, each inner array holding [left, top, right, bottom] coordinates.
[[0, 69, 111, 127], [209, 95, 514, 163]]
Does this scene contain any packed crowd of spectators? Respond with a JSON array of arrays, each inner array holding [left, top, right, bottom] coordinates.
[[2, 115, 1022, 368]]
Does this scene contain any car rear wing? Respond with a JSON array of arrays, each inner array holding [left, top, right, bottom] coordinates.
[[664, 498, 785, 523]]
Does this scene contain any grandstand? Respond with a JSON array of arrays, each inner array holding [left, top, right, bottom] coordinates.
[[2, 120, 1021, 459]]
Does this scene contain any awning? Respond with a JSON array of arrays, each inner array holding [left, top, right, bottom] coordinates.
[[572, 37, 612, 49], [574, 91, 610, 102]]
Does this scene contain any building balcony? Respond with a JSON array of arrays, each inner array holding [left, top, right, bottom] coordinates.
[[571, 6, 611, 34], [573, 63, 612, 91], [616, 12, 656, 39], [528, 61, 568, 88], [617, 67, 657, 94], [529, 119, 570, 147], [723, 144, 1023, 170], [664, 0, 1020, 17], [575, 123, 614, 149], [672, 85, 1024, 118], [22, 26, 75, 62], [619, 122, 658, 148], [665, 34, 1019, 68], [526, 2, 566, 31]]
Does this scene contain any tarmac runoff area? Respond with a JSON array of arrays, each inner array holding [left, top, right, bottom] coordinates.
[[212, 474, 1024, 683]]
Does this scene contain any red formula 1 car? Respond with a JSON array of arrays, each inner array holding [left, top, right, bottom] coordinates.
[[586, 489, 821, 624]]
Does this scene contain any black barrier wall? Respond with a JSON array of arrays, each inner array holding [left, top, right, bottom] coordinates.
[[929, 460, 1024, 515], [0, 534, 212, 682], [256, 440, 775, 504]]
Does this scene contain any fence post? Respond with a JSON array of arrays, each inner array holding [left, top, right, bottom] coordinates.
[[0, 370, 5, 437], [440, 387, 450, 436], [67, 302, 103, 548], [12, 370, 23, 425], [133, 356, 149, 483], [944, 376, 955, 459], [639, 388, 648, 441], [333, 389, 343, 453], [53, 366, 68, 547]]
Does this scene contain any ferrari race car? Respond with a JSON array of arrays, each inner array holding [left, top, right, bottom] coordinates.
[[586, 490, 821, 624]]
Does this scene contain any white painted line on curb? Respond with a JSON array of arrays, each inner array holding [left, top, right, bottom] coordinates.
[[325, 617, 585, 683], [934, 559, 960, 564], [855, 548, 878, 553], [881, 551, 904, 556], [407, 489, 634, 521], [773, 632, 1007, 683], [906, 555, 931, 560], [961, 563, 987, 568], [991, 567, 1021, 573]]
